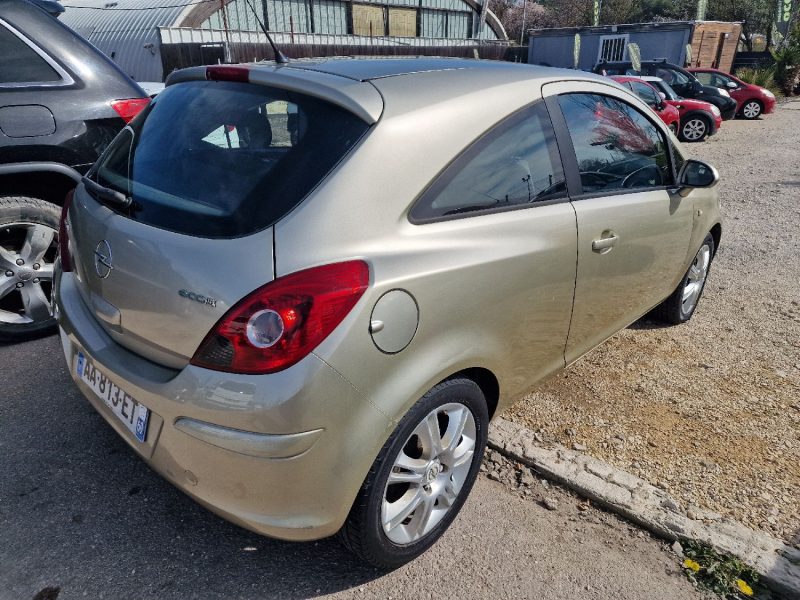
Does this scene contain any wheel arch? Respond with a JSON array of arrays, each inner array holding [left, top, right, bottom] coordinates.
[[0, 163, 81, 206], [681, 110, 712, 127], [710, 222, 722, 257], [447, 367, 500, 420]]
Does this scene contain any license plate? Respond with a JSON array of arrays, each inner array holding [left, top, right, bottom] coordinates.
[[76, 352, 149, 443]]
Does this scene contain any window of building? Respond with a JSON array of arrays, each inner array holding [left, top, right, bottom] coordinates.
[[410, 102, 566, 222], [352, 3, 386, 35], [419, 8, 471, 38], [312, 0, 349, 34], [197, 0, 480, 39], [266, 0, 312, 32], [597, 34, 629, 63], [0, 23, 60, 84], [388, 7, 416, 37], [557, 93, 671, 194]]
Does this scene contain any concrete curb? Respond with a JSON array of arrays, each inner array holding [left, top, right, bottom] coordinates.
[[489, 417, 800, 598]]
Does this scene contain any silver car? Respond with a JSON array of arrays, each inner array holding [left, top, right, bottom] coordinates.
[[55, 58, 721, 568]]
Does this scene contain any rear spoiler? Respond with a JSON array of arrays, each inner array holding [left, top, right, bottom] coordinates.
[[165, 64, 383, 125]]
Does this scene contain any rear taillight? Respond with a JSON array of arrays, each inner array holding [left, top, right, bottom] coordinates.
[[58, 189, 74, 272], [191, 261, 370, 374], [110, 98, 150, 124]]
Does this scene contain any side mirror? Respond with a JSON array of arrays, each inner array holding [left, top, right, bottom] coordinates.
[[677, 159, 719, 196], [726, 81, 738, 89], [658, 91, 667, 100]]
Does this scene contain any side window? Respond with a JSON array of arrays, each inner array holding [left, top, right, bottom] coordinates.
[[712, 73, 734, 88], [0, 23, 60, 84], [694, 71, 713, 86], [410, 102, 566, 222], [557, 93, 671, 194], [630, 81, 660, 107]]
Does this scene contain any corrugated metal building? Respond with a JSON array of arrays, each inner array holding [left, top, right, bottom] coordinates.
[[60, 0, 507, 82], [527, 21, 741, 72]]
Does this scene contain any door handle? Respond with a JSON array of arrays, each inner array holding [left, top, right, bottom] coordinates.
[[592, 233, 618, 252]]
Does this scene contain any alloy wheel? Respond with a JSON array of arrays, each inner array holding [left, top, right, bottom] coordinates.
[[682, 243, 711, 315], [381, 402, 476, 545], [742, 101, 761, 119], [0, 222, 57, 327], [682, 118, 707, 141]]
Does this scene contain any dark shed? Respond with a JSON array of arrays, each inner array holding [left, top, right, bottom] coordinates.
[[528, 21, 695, 70]]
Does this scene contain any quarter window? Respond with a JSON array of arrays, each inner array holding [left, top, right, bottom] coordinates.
[[0, 24, 60, 84], [410, 102, 566, 222], [557, 93, 671, 194]]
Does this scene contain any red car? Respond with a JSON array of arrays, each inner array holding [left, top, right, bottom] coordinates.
[[610, 76, 681, 134], [689, 67, 777, 119], [641, 77, 722, 143]]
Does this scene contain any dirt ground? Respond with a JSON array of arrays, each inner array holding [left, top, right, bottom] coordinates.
[[505, 100, 800, 545]]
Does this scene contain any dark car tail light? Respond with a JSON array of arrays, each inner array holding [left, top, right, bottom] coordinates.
[[191, 261, 370, 374], [58, 189, 74, 272], [110, 98, 151, 124]]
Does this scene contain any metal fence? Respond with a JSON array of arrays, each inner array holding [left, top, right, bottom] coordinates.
[[158, 26, 514, 76]]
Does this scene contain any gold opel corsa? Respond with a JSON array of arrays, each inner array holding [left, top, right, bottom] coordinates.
[[54, 58, 721, 568]]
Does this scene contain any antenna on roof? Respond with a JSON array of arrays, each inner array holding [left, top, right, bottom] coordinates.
[[242, 0, 289, 65]]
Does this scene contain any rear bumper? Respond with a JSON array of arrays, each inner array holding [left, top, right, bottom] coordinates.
[[55, 271, 391, 541]]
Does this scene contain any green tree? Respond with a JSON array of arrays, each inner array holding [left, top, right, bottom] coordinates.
[[704, 0, 774, 50]]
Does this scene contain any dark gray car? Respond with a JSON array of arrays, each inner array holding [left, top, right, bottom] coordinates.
[[0, 0, 148, 341]]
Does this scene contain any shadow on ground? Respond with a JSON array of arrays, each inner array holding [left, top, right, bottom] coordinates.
[[1, 336, 382, 600]]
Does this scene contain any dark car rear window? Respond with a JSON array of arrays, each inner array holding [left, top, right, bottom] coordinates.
[[91, 80, 370, 237]]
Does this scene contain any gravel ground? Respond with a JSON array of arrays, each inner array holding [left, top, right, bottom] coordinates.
[[505, 101, 800, 546]]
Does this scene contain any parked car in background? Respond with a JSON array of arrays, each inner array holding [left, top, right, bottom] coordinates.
[[610, 75, 680, 134], [642, 76, 722, 143], [595, 59, 738, 120], [56, 58, 722, 569], [0, 0, 149, 341], [688, 67, 776, 120]]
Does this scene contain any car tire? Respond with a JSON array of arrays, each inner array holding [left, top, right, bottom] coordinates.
[[650, 233, 715, 325], [0, 196, 60, 342], [679, 115, 710, 142], [741, 100, 763, 120], [338, 377, 489, 569]]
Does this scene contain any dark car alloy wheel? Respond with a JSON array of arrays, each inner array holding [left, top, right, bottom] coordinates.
[[0, 198, 59, 341]]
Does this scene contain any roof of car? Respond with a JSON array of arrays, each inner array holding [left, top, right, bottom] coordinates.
[[275, 57, 569, 83], [169, 58, 606, 124]]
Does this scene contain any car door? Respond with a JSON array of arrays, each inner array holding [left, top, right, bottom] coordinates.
[[541, 81, 694, 363], [408, 100, 577, 389]]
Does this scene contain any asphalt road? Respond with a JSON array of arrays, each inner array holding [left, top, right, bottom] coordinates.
[[1, 335, 702, 600]]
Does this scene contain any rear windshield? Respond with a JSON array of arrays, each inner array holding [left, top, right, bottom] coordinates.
[[91, 80, 370, 237]]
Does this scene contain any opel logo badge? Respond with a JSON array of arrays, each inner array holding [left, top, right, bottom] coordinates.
[[94, 240, 113, 279]]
